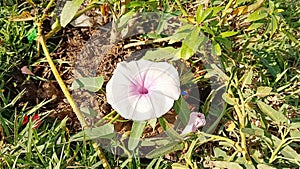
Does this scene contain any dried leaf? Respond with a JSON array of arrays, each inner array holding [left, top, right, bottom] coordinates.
[[11, 11, 34, 21], [21, 66, 34, 75]]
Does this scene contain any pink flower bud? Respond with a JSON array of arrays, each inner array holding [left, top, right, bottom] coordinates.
[[181, 112, 206, 135]]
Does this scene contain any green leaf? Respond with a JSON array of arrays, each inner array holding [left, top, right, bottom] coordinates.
[[268, 0, 275, 14], [174, 96, 191, 125], [235, 0, 251, 7], [146, 142, 184, 158], [283, 30, 300, 45], [212, 41, 221, 56], [257, 164, 276, 169], [222, 93, 238, 105], [156, 12, 177, 34], [80, 107, 98, 118], [143, 47, 181, 61], [205, 161, 243, 169], [158, 117, 183, 141], [169, 24, 194, 44], [196, 5, 204, 24], [241, 128, 264, 137], [246, 22, 264, 31], [200, 24, 214, 36], [146, 158, 159, 169], [184, 139, 197, 167], [202, 89, 217, 115], [71, 76, 104, 92], [271, 136, 300, 160], [266, 15, 278, 36], [141, 138, 170, 147], [214, 147, 229, 159], [220, 31, 238, 38], [71, 123, 115, 141], [243, 127, 300, 160], [251, 149, 264, 164], [196, 5, 213, 24], [60, 0, 85, 27], [241, 68, 253, 89], [128, 121, 147, 150], [257, 101, 288, 123], [290, 130, 300, 138], [147, 118, 157, 132], [210, 6, 225, 17], [214, 37, 233, 51], [209, 64, 229, 81], [246, 10, 268, 22], [260, 56, 280, 78], [55, 117, 68, 132], [274, 68, 290, 83], [222, 0, 234, 17], [290, 122, 300, 129], [172, 163, 189, 169], [256, 86, 272, 97], [181, 27, 206, 59], [247, 0, 264, 12], [117, 10, 136, 30]]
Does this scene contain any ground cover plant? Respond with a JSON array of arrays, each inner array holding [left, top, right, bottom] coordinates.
[[0, 0, 299, 168]]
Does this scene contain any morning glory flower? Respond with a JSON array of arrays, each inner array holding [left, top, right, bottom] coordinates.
[[181, 112, 206, 135], [106, 59, 180, 121]]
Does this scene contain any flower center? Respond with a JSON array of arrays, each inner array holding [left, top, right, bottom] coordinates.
[[138, 86, 148, 94]]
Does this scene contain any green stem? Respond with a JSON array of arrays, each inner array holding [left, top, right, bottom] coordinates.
[[200, 132, 243, 152], [109, 114, 120, 124], [234, 77, 252, 164], [45, 2, 100, 40], [44, 0, 56, 14], [73, 3, 99, 20], [269, 138, 287, 163], [228, 151, 239, 162], [174, 0, 188, 16], [95, 110, 116, 125], [37, 3, 110, 167], [234, 104, 251, 163], [38, 32, 87, 129]]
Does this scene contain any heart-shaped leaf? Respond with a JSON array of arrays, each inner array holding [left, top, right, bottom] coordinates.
[[60, 0, 85, 27], [71, 76, 104, 92]]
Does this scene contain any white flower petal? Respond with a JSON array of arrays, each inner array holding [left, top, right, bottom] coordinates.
[[145, 71, 180, 99], [106, 59, 181, 121], [147, 91, 175, 118], [106, 76, 139, 119], [130, 95, 156, 120]]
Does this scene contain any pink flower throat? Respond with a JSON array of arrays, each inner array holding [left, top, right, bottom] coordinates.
[[130, 76, 151, 95], [138, 86, 149, 94]]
